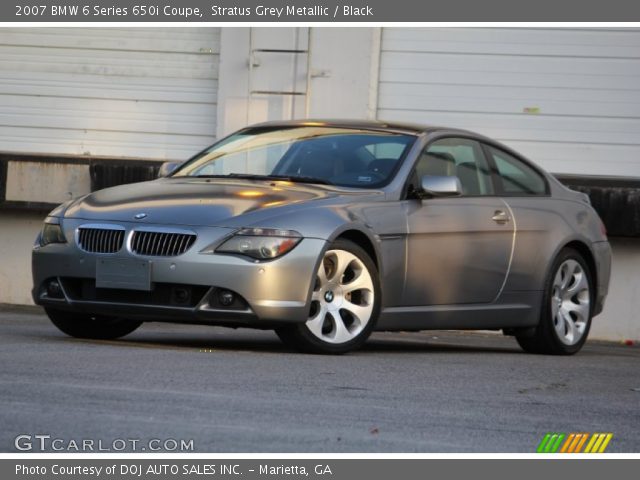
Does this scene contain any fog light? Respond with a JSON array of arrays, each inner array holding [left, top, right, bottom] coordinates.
[[46, 280, 63, 298], [218, 290, 234, 306], [173, 287, 190, 304]]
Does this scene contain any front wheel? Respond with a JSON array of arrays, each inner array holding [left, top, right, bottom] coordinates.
[[276, 239, 381, 354], [516, 248, 593, 355], [46, 308, 142, 340]]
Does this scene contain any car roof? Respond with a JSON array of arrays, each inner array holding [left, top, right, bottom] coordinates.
[[246, 119, 479, 137]]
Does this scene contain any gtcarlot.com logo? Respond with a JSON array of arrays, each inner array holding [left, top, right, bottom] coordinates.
[[14, 434, 194, 452], [537, 432, 613, 453]]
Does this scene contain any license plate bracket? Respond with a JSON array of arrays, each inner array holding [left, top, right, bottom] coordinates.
[[96, 258, 151, 291]]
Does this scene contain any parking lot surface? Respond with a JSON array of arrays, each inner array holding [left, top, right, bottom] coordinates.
[[1, 306, 638, 452]]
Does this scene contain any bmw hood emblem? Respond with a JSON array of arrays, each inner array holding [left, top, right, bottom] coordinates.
[[134, 213, 147, 220]]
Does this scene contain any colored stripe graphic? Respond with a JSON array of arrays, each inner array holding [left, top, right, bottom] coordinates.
[[598, 433, 613, 453], [560, 433, 575, 453], [550, 433, 565, 453], [584, 434, 599, 453], [537, 433, 565, 453], [574, 433, 589, 453], [537, 433, 552, 453], [538, 433, 613, 453], [591, 434, 606, 453]]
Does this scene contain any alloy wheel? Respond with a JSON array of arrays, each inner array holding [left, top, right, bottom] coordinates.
[[306, 249, 375, 344], [551, 259, 591, 345]]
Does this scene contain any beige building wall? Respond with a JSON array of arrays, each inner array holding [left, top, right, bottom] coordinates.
[[590, 239, 640, 342], [0, 211, 46, 306]]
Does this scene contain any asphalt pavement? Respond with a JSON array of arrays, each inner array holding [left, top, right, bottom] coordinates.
[[1, 305, 638, 453]]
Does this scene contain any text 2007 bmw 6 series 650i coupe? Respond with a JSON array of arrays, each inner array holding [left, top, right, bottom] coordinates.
[[32, 120, 611, 354]]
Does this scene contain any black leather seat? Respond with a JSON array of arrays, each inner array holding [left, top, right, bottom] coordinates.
[[420, 151, 456, 178], [296, 149, 340, 178], [406, 151, 456, 197], [456, 162, 481, 195]]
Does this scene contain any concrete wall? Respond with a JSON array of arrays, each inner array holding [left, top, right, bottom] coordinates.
[[216, 27, 380, 137], [0, 211, 46, 306], [591, 238, 640, 342], [306, 28, 381, 120]]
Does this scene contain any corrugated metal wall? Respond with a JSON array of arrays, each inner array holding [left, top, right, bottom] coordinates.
[[0, 28, 220, 160], [378, 28, 640, 177]]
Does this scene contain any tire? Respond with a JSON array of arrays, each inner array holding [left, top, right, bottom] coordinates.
[[516, 248, 594, 355], [276, 239, 381, 354], [46, 308, 142, 340]]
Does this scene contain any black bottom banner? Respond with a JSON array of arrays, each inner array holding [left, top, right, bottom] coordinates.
[[3, 459, 638, 480]]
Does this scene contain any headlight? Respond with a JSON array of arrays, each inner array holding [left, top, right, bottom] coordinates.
[[40, 218, 66, 246], [208, 228, 302, 260]]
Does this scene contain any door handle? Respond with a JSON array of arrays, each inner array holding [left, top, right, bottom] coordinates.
[[492, 210, 510, 224]]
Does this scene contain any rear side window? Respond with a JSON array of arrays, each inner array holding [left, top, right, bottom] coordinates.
[[488, 146, 547, 195]]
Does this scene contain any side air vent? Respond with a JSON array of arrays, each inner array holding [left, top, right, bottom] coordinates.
[[130, 230, 196, 257], [77, 226, 125, 254]]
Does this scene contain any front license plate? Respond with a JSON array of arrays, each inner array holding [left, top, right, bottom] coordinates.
[[96, 258, 151, 291]]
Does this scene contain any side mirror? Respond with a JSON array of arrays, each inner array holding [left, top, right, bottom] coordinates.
[[158, 161, 182, 178], [420, 175, 462, 197]]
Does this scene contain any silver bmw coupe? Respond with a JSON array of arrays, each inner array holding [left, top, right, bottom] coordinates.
[[32, 120, 611, 354]]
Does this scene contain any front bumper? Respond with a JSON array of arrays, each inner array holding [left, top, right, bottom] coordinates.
[[32, 219, 326, 326]]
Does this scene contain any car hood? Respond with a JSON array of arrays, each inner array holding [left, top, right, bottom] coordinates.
[[63, 178, 354, 227]]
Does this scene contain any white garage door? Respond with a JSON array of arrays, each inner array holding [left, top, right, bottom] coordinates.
[[0, 28, 220, 160], [378, 28, 640, 177]]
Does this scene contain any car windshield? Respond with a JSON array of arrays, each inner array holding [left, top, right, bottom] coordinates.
[[172, 126, 416, 188]]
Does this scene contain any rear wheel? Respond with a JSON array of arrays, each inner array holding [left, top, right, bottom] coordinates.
[[46, 308, 142, 340], [276, 239, 380, 354], [516, 248, 593, 355]]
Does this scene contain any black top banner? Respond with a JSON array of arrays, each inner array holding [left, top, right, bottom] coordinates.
[[5, 0, 640, 22]]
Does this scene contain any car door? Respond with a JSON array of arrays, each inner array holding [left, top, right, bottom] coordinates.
[[402, 137, 514, 306], [482, 143, 554, 292]]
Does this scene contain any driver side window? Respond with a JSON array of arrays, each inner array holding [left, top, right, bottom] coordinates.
[[409, 137, 494, 197]]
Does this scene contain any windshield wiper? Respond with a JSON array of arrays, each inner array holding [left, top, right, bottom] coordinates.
[[255, 174, 333, 185], [192, 174, 229, 179], [193, 173, 332, 185]]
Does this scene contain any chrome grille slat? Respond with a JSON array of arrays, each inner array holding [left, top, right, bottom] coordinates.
[[167, 234, 176, 256], [160, 233, 170, 255], [178, 235, 187, 256], [98, 230, 105, 252], [145, 233, 155, 255], [152, 232, 162, 256], [155, 233, 163, 256], [176, 235, 184, 255], [180, 235, 188, 255], [131, 231, 196, 257], [175, 235, 183, 256], [143, 232, 152, 254], [147, 232, 153, 254], [77, 227, 124, 254]]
